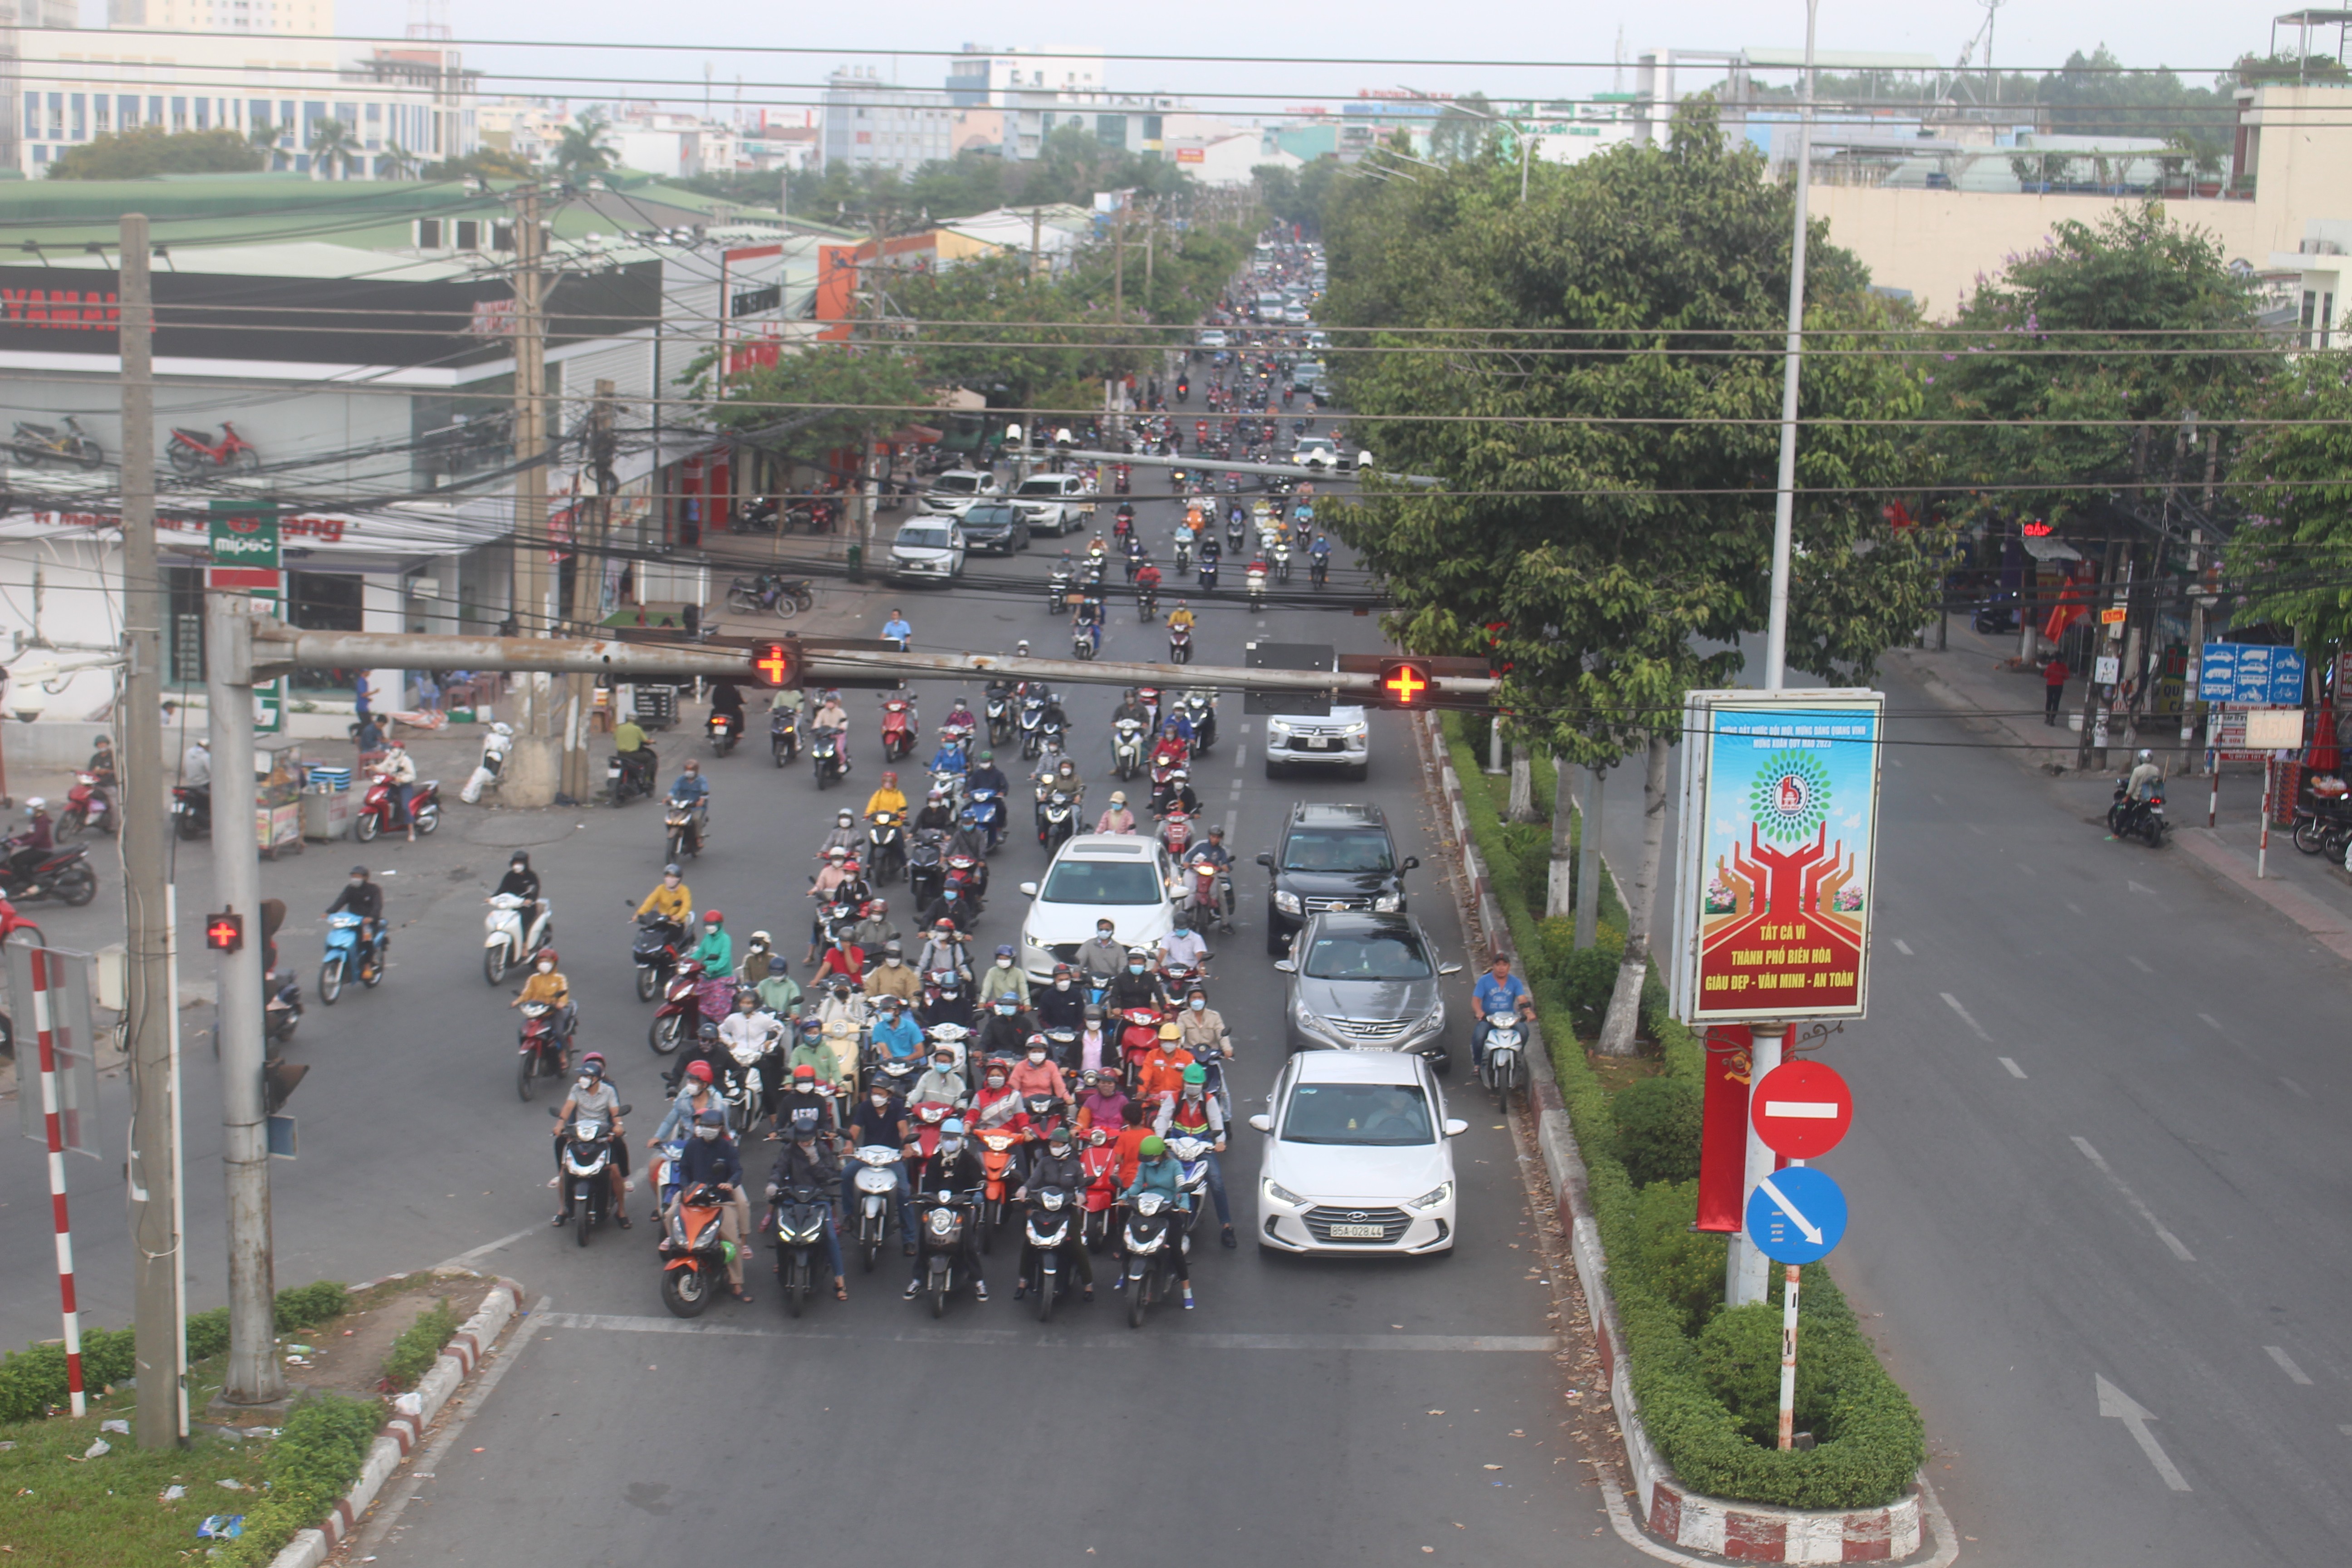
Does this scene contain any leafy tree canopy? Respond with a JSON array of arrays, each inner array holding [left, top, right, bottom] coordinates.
[[47, 128, 262, 180]]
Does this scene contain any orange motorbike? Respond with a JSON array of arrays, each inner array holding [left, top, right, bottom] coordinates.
[[657, 1181, 735, 1318], [973, 1124, 1028, 1253]]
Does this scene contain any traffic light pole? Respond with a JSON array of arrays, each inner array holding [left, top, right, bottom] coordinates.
[[205, 596, 280, 1409]]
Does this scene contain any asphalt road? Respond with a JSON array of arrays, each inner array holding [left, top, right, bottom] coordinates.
[[0, 470, 1642, 1566], [1588, 658, 2352, 1566]]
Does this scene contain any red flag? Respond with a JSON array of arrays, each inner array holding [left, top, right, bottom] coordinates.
[[2041, 566, 2089, 644], [1695, 1026, 1753, 1233]]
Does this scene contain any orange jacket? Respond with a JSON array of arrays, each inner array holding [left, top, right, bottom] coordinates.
[[1134, 1046, 1196, 1108], [1113, 1124, 1155, 1190]]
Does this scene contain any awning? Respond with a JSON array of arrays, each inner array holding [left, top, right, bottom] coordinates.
[[0, 497, 513, 559], [2021, 534, 2083, 563], [888, 425, 944, 445]]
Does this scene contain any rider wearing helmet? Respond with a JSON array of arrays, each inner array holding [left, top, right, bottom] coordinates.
[[492, 850, 545, 927], [637, 863, 691, 923], [976, 942, 1032, 1010], [1013, 1121, 1093, 1302], [818, 807, 861, 861], [1117, 1132, 1194, 1306], [551, 1051, 630, 1230], [904, 1116, 989, 1301], [689, 909, 732, 975], [671, 1107, 751, 1301], [1154, 1062, 1233, 1247], [864, 769, 907, 821]]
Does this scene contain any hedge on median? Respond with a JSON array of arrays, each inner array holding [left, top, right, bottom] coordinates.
[[0, 1280, 348, 1424], [1439, 716, 1923, 1509], [219, 1392, 382, 1568]]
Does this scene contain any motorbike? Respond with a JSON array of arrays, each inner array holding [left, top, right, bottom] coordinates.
[[1137, 581, 1161, 623], [1168, 623, 1192, 665], [1173, 533, 1194, 574], [1112, 507, 1133, 544], [771, 1183, 833, 1317], [1040, 788, 1078, 851], [353, 773, 439, 843], [607, 746, 659, 806], [165, 420, 260, 474], [460, 727, 512, 805], [735, 496, 780, 534], [1272, 539, 1293, 583], [57, 773, 115, 838], [1309, 548, 1331, 588], [769, 706, 801, 767], [1112, 718, 1147, 781], [1182, 861, 1235, 935], [1160, 807, 1195, 858], [880, 698, 919, 763], [1246, 564, 1268, 610], [866, 811, 906, 883], [1072, 620, 1099, 661], [650, 960, 706, 1055], [2107, 780, 2170, 848], [2292, 796, 2352, 859], [1118, 1009, 1166, 1083], [1024, 1186, 1082, 1322], [8, 415, 103, 470], [1039, 717, 1068, 759], [1226, 515, 1247, 554], [664, 799, 704, 862], [265, 968, 304, 1047], [907, 829, 947, 907], [1080, 1136, 1121, 1253], [1115, 466, 1132, 495], [706, 709, 741, 756], [515, 1000, 569, 1100], [1481, 1016, 1527, 1113], [1180, 691, 1217, 755], [809, 726, 845, 789], [974, 1128, 1024, 1251], [985, 693, 1014, 747], [318, 912, 382, 1004], [1120, 1189, 1190, 1328], [632, 911, 687, 1002], [1017, 695, 1048, 760], [942, 852, 987, 911], [171, 785, 211, 840], [1197, 556, 1220, 592], [849, 1145, 905, 1272], [967, 786, 1006, 851], [1122, 542, 1146, 585], [1046, 566, 1074, 617], [483, 891, 552, 985], [913, 1190, 980, 1318], [658, 1180, 737, 1318], [1971, 593, 2019, 636], [724, 570, 814, 619], [928, 766, 967, 818], [553, 1104, 630, 1245]]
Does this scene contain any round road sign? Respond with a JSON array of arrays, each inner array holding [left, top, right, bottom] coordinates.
[[1744, 1166, 1849, 1266], [1749, 1059, 1853, 1160]]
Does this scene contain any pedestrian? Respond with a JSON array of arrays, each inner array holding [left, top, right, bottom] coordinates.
[[881, 608, 912, 652], [2043, 655, 2069, 726]]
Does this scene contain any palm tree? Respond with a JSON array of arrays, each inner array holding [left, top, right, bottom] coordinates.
[[378, 141, 419, 181], [306, 117, 361, 180], [247, 116, 280, 149], [554, 111, 616, 177]]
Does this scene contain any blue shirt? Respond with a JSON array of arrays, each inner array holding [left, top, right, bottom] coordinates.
[[882, 617, 911, 642], [1474, 971, 1529, 1021], [669, 772, 709, 804], [872, 1013, 925, 1059], [928, 744, 968, 774]]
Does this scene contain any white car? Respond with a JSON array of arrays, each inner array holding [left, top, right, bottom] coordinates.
[[921, 469, 1001, 518], [1008, 472, 1095, 537], [1265, 703, 1370, 780], [889, 518, 965, 583], [1017, 833, 1178, 984], [1294, 436, 1341, 471], [1198, 328, 1230, 350], [1252, 1050, 1465, 1255]]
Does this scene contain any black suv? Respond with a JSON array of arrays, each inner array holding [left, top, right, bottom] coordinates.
[[1256, 802, 1418, 956], [957, 500, 1030, 555]]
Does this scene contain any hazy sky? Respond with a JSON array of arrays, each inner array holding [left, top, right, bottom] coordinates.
[[319, 0, 2284, 118]]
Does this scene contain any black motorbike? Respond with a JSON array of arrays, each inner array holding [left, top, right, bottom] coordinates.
[[914, 1191, 981, 1318], [706, 710, 742, 757], [1046, 567, 1073, 617], [907, 829, 947, 908], [1120, 1190, 1192, 1329], [0, 846, 97, 908], [770, 707, 801, 767], [2107, 780, 2170, 848], [809, 725, 845, 789], [607, 745, 659, 807], [632, 911, 688, 1003], [770, 1183, 833, 1318], [551, 1103, 631, 1246], [171, 785, 211, 840], [866, 812, 906, 884], [985, 693, 1014, 747], [1023, 1185, 1083, 1323], [264, 968, 304, 1046], [1971, 593, 2019, 636]]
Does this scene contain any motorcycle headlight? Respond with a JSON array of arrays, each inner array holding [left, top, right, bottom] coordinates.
[[1372, 894, 1401, 913], [1274, 890, 1302, 915], [1408, 1183, 1453, 1211], [1262, 1179, 1304, 1206]]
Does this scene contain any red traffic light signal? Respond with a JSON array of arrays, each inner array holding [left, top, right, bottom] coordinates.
[[750, 641, 799, 689], [205, 911, 244, 953], [1377, 658, 1438, 709]]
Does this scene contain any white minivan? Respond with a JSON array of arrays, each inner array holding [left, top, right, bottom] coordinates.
[[889, 517, 965, 583]]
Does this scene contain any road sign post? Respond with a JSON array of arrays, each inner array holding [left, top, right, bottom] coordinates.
[[1744, 1163, 1851, 1452]]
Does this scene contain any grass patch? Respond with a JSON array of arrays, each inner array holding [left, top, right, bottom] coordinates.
[[0, 1415, 271, 1567], [379, 1300, 458, 1392]]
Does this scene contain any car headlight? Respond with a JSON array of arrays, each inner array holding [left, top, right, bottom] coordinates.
[[1293, 998, 1334, 1036], [1274, 890, 1302, 915], [1408, 1182, 1453, 1211], [1372, 894, 1401, 913], [1262, 1179, 1305, 1206], [1268, 719, 1293, 738], [1422, 998, 1446, 1031]]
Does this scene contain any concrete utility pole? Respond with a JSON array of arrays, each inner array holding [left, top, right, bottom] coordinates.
[[506, 184, 558, 806], [1113, 191, 1127, 323], [1144, 203, 1156, 314], [1573, 766, 1604, 949], [119, 213, 188, 1448], [559, 380, 618, 805], [205, 597, 279, 1408], [1029, 206, 1043, 280]]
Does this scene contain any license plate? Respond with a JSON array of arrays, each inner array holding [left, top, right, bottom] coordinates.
[[1308, 737, 1334, 750], [1327, 1222, 1386, 1239]]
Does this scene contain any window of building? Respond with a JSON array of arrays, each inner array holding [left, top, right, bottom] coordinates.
[[171, 96, 187, 131], [1096, 114, 1124, 146], [49, 93, 64, 138], [286, 571, 364, 691], [95, 97, 110, 133], [150, 96, 165, 127], [416, 217, 442, 247], [454, 219, 479, 250], [193, 97, 208, 130]]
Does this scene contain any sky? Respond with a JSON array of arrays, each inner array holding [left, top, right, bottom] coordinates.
[[307, 0, 2288, 120]]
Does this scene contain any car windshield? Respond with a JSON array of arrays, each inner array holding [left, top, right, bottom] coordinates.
[[965, 505, 1016, 526], [1302, 930, 1430, 981], [1283, 828, 1394, 873], [1282, 1082, 1436, 1146], [1014, 478, 1065, 498], [1039, 859, 1164, 906], [930, 474, 981, 495], [897, 526, 952, 549]]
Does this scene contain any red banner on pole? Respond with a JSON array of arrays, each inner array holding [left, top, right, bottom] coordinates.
[[1696, 1026, 1754, 1233]]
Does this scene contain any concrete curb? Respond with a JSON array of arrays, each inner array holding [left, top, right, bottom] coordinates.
[[264, 1275, 525, 1568], [1417, 715, 1928, 1565]]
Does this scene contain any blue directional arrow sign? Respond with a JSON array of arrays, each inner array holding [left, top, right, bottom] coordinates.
[[1744, 1166, 1849, 1265]]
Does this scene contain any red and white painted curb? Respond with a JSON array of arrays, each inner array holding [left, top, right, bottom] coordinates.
[[1419, 716, 1932, 1565], [265, 1275, 525, 1568]]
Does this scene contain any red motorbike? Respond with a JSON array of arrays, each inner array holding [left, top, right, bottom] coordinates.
[[911, 1100, 956, 1161], [353, 772, 440, 842], [650, 959, 705, 1055], [880, 698, 918, 763], [59, 772, 115, 838], [167, 421, 260, 474], [1159, 807, 1194, 858], [973, 1125, 1026, 1251], [1079, 1127, 1121, 1252], [943, 852, 986, 911], [1118, 1007, 1165, 1084]]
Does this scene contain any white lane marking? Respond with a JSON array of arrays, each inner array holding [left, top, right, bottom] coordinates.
[[1891, 938, 1914, 955], [2197, 1013, 2223, 1031], [2281, 1076, 2311, 1100], [1228, 779, 1245, 794], [2072, 1137, 2196, 1262], [2338, 1425, 2352, 1436], [1940, 992, 1993, 1041], [1222, 808, 1239, 839], [2127, 880, 2156, 896], [1237, 724, 1250, 736], [2065, 900, 2085, 916], [2097, 1374, 2191, 1491], [2126, 955, 2153, 973], [1931, 793, 1948, 806], [534, 1313, 1560, 1352], [1999, 1058, 2027, 1079], [437, 1224, 539, 1269], [1967, 822, 1987, 836], [2266, 1346, 2315, 1385]]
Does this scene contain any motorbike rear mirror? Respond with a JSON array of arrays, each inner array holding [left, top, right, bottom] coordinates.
[[546, 1106, 561, 1118], [1437, 961, 1463, 977], [1273, 958, 1296, 974], [616, 1105, 633, 1117], [1248, 1113, 1273, 1133]]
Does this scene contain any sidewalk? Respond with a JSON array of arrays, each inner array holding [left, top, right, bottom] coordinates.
[[1887, 629, 2352, 963]]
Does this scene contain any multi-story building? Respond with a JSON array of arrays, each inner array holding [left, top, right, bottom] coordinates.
[[945, 44, 1107, 108], [108, 0, 328, 36], [821, 66, 954, 174]]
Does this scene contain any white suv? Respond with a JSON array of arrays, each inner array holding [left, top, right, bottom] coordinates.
[[1264, 704, 1371, 780], [1008, 473, 1095, 537], [921, 469, 1000, 518]]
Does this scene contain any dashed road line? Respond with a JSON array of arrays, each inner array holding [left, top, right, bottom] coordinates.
[[1940, 992, 1992, 1041], [2126, 955, 2153, 973], [2072, 1137, 2196, 1262], [2266, 1346, 2315, 1385], [1891, 938, 1914, 956], [1999, 1058, 2027, 1079]]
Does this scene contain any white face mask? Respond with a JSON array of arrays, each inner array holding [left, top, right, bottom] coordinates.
[[885, 955, 901, 967], [1189, 998, 1205, 1011], [1028, 1050, 1046, 1063], [538, 962, 555, 974], [1055, 979, 1070, 990], [996, 957, 1012, 969]]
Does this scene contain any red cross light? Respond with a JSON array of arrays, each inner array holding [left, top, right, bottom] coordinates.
[[205, 911, 244, 953], [750, 642, 796, 688], [1378, 658, 1436, 708]]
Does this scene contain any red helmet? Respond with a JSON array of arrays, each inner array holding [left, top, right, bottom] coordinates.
[[703, 910, 723, 925], [792, 1063, 816, 1082], [535, 948, 558, 967], [685, 1060, 714, 1083]]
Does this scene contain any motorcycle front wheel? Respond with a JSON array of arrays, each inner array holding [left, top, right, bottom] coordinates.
[[55, 809, 84, 841], [485, 939, 511, 986], [649, 1012, 685, 1054], [931, 1277, 948, 1319], [415, 804, 439, 835], [354, 812, 379, 843], [784, 1253, 807, 1318], [319, 956, 345, 1005], [1037, 1263, 1056, 1323], [2293, 818, 2329, 855], [660, 1264, 712, 1318], [517, 1048, 538, 1102], [1129, 1270, 1150, 1330], [635, 965, 660, 1003]]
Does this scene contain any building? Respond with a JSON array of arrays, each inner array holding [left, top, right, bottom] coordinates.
[[108, 0, 328, 36], [474, 97, 571, 165], [9, 24, 477, 176], [945, 44, 1107, 107], [821, 67, 954, 174], [1171, 132, 1294, 188]]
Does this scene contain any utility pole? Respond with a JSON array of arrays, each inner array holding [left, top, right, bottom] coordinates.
[[506, 184, 558, 806], [1029, 206, 1042, 280], [1113, 191, 1127, 323], [1144, 203, 1156, 315], [205, 596, 279, 1408], [119, 213, 187, 1448], [560, 380, 618, 805]]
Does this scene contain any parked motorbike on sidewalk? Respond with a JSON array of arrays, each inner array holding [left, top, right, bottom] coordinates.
[[460, 724, 513, 805], [57, 772, 115, 838]]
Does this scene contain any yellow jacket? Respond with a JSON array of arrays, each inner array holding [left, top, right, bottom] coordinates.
[[864, 787, 907, 818], [637, 882, 692, 921], [518, 970, 569, 1006]]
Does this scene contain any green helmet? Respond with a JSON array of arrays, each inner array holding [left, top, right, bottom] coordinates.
[[1139, 1135, 1167, 1159], [1181, 1064, 1207, 1087]]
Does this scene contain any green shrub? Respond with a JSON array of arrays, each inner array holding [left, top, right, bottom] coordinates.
[[1534, 915, 1579, 980], [0, 1283, 343, 1423], [381, 1298, 458, 1391], [186, 1306, 231, 1362], [1699, 1301, 1834, 1446], [221, 1394, 382, 1567], [1615, 1076, 1704, 1188], [274, 1280, 348, 1331], [1562, 941, 1622, 1029], [1629, 1179, 1728, 1337]]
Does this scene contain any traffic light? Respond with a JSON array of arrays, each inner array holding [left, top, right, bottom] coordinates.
[[205, 911, 244, 953], [263, 1058, 309, 1115], [1376, 657, 1439, 710], [750, 640, 799, 689]]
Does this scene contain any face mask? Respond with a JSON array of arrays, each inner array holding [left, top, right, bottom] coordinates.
[[1028, 1050, 1047, 1063], [1055, 979, 1070, 991], [1189, 998, 1205, 1011], [1129, 964, 1145, 975], [694, 1125, 720, 1142], [935, 1060, 956, 1073], [987, 1076, 1005, 1089], [941, 1137, 964, 1155], [575, 1078, 595, 1094], [1097, 930, 1113, 942], [943, 890, 958, 900], [538, 962, 555, 974], [349, 880, 364, 890], [995, 957, 1012, 969], [871, 1093, 889, 1107]]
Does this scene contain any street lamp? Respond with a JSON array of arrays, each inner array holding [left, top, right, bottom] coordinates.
[[1761, 0, 1821, 692]]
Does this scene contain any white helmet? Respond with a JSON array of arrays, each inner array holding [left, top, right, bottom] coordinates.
[[490, 721, 513, 737], [24, 797, 44, 812]]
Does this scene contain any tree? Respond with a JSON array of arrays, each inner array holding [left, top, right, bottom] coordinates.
[[421, 147, 535, 182], [378, 142, 420, 181], [1429, 93, 1498, 163], [306, 118, 360, 180], [47, 128, 263, 180], [1324, 104, 1944, 1054], [695, 343, 931, 474], [554, 111, 616, 177], [2226, 358, 2352, 650]]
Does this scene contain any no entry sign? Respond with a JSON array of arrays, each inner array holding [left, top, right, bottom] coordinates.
[[1749, 1060, 1853, 1160]]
